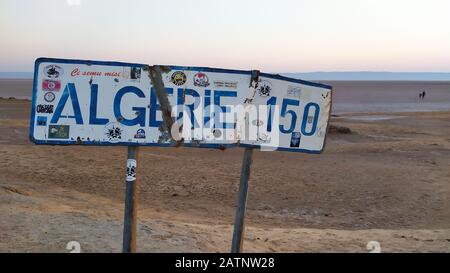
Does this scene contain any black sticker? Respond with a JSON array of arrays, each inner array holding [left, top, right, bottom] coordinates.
[[104, 123, 122, 142], [171, 71, 187, 86], [290, 132, 301, 148], [43, 65, 63, 79], [257, 80, 272, 97], [130, 67, 141, 80], [37, 104, 54, 113]]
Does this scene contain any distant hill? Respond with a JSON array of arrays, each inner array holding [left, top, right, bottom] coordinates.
[[1, 71, 450, 81], [282, 72, 450, 81]]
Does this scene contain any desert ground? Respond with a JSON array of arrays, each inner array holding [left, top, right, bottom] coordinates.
[[0, 98, 449, 252]]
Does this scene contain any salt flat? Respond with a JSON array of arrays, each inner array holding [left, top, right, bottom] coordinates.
[[0, 98, 449, 252]]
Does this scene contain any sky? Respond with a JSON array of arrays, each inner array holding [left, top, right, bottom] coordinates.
[[1, 0, 449, 73]]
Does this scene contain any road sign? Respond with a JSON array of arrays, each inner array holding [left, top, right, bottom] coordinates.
[[30, 58, 332, 153], [29, 57, 333, 253]]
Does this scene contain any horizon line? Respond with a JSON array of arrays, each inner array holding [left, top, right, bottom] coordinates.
[[2, 71, 450, 81]]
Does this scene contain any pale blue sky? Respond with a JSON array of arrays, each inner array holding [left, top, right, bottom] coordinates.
[[1, 0, 449, 72]]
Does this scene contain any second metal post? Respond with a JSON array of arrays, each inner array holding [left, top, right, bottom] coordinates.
[[122, 146, 139, 253], [231, 147, 254, 253]]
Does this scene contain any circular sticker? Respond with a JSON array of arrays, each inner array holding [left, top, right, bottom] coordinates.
[[193, 72, 210, 87], [171, 71, 187, 86], [251, 119, 264, 127], [43, 65, 63, 79], [212, 129, 222, 138], [48, 81, 56, 89], [44, 92, 55, 102]]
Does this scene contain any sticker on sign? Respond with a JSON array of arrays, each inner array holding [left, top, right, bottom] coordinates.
[[29, 58, 332, 153]]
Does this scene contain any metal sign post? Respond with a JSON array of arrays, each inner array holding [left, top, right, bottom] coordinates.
[[122, 146, 139, 253], [231, 147, 254, 253]]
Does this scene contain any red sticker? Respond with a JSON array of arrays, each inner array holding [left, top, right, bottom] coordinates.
[[42, 80, 61, 92]]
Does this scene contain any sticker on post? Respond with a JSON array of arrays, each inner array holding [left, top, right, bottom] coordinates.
[[126, 159, 137, 182]]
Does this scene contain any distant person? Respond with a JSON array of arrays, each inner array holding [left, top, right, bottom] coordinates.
[[419, 92, 423, 99], [422, 91, 426, 100]]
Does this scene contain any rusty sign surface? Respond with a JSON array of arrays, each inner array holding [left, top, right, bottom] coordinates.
[[29, 58, 332, 153]]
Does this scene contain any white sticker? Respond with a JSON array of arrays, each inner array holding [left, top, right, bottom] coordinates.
[[126, 159, 137, 182], [287, 85, 302, 98]]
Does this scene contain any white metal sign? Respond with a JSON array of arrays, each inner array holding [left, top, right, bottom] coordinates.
[[30, 58, 332, 153]]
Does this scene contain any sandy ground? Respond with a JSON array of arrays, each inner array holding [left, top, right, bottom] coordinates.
[[0, 98, 449, 252]]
